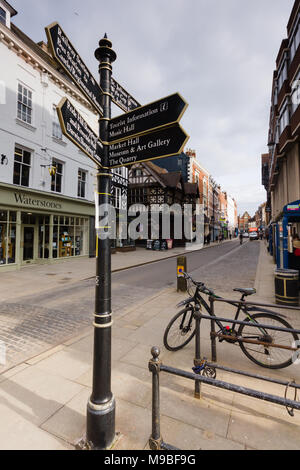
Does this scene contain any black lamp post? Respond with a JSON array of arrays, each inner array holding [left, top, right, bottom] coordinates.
[[86, 34, 116, 450]]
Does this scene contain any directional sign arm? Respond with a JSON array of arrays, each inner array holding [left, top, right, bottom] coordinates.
[[108, 124, 189, 168], [56, 97, 103, 167], [106, 93, 188, 144], [46, 22, 103, 116]]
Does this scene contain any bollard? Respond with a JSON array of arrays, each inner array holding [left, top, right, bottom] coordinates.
[[148, 347, 163, 451], [177, 256, 187, 292]]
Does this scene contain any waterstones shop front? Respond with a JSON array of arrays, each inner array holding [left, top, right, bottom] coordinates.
[[0, 184, 95, 271]]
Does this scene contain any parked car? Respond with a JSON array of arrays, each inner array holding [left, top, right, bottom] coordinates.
[[249, 231, 259, 241], [243, 232, 249, 238]]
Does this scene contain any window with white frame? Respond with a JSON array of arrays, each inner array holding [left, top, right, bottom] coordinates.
[[112, 186, 122, 209], [52, 105, 62, 139], [0, 7, 6, 25], [279, 102, 290, 135], [291, 69, 300, 113], [277, 59, 288, 92], [290, 20, 300, 62], [77, 169, 87, 199], [203, 178, 208, 205], [17, 83, 33, 124], [51, 160, 63, 193], [13, 147, 31, 187]]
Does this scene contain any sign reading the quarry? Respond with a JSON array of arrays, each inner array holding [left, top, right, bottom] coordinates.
[[108, 124, 189, 168], [46, 22, 103, 115], [56, 97, 103, 167]]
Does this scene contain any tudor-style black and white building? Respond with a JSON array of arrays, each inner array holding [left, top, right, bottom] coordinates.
[[128, 161, 199, 246]]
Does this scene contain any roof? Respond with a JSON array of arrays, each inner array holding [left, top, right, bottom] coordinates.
[[159, 172, 183, 189], [146, 161, 168, 175], [1, 0, 17, 16], [10, 23, 56, 66]]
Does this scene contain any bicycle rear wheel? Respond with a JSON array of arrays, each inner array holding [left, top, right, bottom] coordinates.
[[238, 313, 299, 369], [163, 307, 195, 352]]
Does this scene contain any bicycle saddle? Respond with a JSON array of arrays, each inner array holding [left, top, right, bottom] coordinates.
[[233, 288, 256, 296]]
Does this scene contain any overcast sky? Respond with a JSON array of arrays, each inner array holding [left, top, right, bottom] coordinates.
[[11, 0, 294, 215]]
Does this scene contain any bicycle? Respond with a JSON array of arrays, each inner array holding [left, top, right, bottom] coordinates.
[[163, 272, 299, 369]]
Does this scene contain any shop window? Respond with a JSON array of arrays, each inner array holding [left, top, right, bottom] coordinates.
[[77, 170, 87, 199], [53, 224, 58, 259], [17, 83, 33, 125], [51, 215, 88, 259], [13, 147, 31, 187], [0, 211, 16, 265], [51, 160, 63, 193]]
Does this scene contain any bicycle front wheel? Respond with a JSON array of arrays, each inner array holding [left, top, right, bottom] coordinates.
[[163, 307, 195, 352], [238, 313, 299, 369]]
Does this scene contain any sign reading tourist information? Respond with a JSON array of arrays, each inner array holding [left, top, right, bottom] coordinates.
[[107, 93, 188, 144], [108, 125, 189, 168], [111, 78, 141, 112], [56, 98, 103, 167], [45, 22, 103, 115]]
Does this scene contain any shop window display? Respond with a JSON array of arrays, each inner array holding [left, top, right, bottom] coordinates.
[[0, 211, 16, 265], [52, 216, 88, 259]]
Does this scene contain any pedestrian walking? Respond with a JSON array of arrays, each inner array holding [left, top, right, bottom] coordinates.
[[239, 232, 243, 245]]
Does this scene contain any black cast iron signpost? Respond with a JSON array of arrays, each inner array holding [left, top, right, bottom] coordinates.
[[47, 21, 189, 449]]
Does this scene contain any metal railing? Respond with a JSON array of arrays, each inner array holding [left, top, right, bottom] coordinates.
[[149, 296, 300, 450]]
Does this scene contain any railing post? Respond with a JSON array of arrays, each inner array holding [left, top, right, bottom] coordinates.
[[210, 296, 217, 362], [148, 347, 163, 450], [194, 311, 202, 399]]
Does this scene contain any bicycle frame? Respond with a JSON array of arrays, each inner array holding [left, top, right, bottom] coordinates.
[[180, 286, 280, 337]]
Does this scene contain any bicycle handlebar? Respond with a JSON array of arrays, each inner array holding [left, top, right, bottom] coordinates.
[[181, 271, 216, 296]]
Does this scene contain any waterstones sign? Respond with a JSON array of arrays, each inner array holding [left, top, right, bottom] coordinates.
[[14, 193, 62, 210], [45, 22, 103, 115]]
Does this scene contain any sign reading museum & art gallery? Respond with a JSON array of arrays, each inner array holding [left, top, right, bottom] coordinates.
[[45, 22, 103, 115], [108, 124, 189, 168]]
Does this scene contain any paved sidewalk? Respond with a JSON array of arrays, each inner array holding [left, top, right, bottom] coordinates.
[[1, 241, 300, 450]]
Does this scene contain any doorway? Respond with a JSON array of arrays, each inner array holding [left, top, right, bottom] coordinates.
[[23, 225, 35, 261]]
